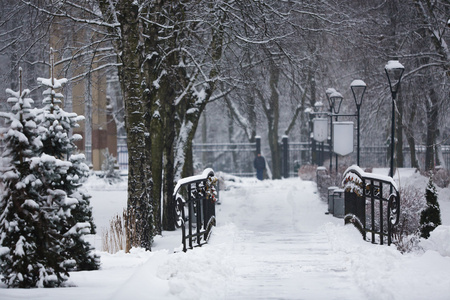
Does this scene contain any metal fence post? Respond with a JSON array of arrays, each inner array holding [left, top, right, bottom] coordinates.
[[282, 136, 289, 178], [256, 136, 261, 155]]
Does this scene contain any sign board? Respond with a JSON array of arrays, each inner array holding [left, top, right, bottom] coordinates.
[[333, 122, 354, 156], [313, 118, 328, 142]]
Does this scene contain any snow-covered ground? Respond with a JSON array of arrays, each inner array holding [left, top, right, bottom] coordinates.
[[1, 171, 449, 299]]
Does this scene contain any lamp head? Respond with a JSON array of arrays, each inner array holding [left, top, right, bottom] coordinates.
[[329, 91, 344, 114], [325, 88, 337, 110], [350, 79, 367, 108], [385, 60, 405, 98], [314, 101, 324, 113]]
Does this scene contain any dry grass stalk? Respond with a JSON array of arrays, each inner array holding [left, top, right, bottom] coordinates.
[[101, 209, 127, 253]]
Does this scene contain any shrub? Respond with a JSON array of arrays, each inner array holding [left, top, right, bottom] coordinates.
[[393, 186, 426, 253], [419, 174, 442, 239]]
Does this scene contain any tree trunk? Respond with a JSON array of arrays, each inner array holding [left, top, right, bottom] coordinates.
[[425, 86, 439, 171], [396, 89, 404, 168], [406, 132, 419, 170], [406, 98, 419, 169], [266, 61, 281, 179], [202, 111, 208, 166], [227, 106, 238, 171], [150, 112, 163, 235], [162, 101, 176, 231], [116, 0, 153, 251]]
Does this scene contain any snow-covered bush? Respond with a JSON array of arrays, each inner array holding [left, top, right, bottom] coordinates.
[[431, 167, 449, 188], [393, 186, 426, 253]]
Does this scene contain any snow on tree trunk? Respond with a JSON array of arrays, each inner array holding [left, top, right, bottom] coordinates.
[[115, 0, 153, 251]]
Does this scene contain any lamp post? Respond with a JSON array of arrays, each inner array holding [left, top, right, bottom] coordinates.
[[314, 101, 325, 165], [305, 108, 315, 165], [350, 80, 367, 166], [329, 91, 344, 174], [325, 88, 336, 172], [384, 60, 405, 178]]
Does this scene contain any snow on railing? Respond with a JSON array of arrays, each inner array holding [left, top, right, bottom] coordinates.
[[173, 168, 218, 252], [342, 165, 400, 246]]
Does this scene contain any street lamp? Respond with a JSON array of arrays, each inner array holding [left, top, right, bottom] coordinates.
[[325, 88, 337, 171], [314, 101, 324, 113], [326, 88, 337, 109], [329, 91, 344, 174], [313, 101, 326, 165], [329, 91, 344, 116], [385, 60, 405, 178], [351, 79, 367, 166]]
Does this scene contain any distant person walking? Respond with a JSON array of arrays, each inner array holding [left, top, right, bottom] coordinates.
[[253, 153, 266, 180]]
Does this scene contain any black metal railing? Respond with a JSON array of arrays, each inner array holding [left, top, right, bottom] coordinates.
[[173, 168, 218, 252], [342, 165, 400, 245]]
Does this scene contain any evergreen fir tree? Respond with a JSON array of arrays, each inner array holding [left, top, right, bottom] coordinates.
[[36, 55, 99, 271], [0, 69, 69, 287], [64, 154, 99, 270], [420, 174, 442, 239]]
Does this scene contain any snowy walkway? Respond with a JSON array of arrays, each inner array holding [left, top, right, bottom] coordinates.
[[213, 179, 365, 299]]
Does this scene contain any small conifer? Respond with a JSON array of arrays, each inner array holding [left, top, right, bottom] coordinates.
[[0, 69, 69, 287], [419, 174, 442, 239], [36, 51, 99, 270]]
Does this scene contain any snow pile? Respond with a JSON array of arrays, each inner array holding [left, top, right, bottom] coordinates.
[[420, 226, 450, 257]]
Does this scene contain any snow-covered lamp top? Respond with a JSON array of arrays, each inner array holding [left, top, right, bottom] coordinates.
[[325, 88, 337, 111], [384, 60, 404, 96], [329, 91, 344, 114], [350, 79, 367, 107], [325, 88, 337, 97], [329, 91, 343, 100], [350, 79, 366, 87], [384, 60, 404, 71], [313, 101, 324, 112]]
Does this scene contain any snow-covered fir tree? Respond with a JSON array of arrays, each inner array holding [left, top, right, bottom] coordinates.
[[64, 154, 99, 270], [0, 69, 69, 287], [420, 174, 442, 239], [36, 59, 99, 270]]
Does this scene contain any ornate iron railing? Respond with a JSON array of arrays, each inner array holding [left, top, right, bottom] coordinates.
[[342, 165, 400, 245], [173, 168, 218, 252]]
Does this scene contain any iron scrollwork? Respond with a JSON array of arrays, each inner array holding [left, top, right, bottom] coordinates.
[[388, 193, 400, 226]]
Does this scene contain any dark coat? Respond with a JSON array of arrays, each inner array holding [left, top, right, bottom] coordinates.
[[253, 156, 266, 170]]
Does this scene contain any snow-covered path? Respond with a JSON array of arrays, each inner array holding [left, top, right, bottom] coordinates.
[[213, 179, 364, 299]]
